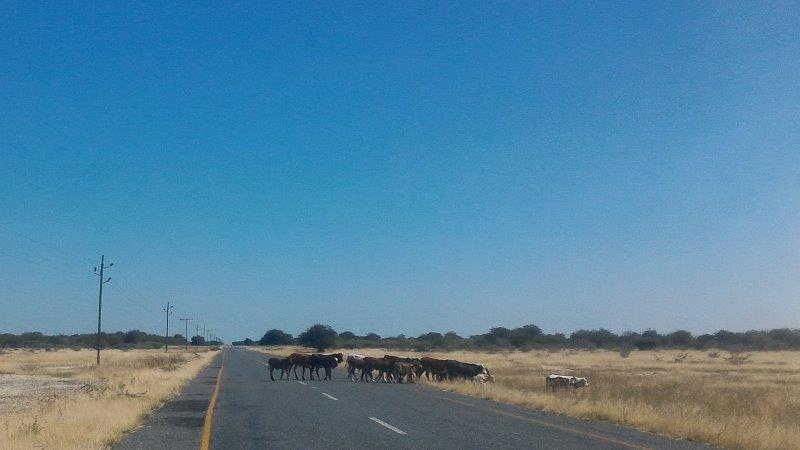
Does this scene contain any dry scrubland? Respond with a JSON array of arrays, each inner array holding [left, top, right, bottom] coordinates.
[[0, 348, 218, 449], [254, 346, 800, 450]]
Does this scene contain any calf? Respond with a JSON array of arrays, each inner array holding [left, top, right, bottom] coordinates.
[[346, 354, 367, 382], [267, 357, 291, 381], [545, 374, 589, 391], [392, 360, 421, 383]]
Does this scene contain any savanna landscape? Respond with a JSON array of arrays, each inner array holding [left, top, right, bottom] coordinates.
[[0, 348, 218, 449], [253, 345, 800, 450]]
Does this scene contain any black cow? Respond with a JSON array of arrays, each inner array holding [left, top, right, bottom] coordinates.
[[310, 353, 344, 381], [268, 357, 291, 381], [445, 360, 494, 382]]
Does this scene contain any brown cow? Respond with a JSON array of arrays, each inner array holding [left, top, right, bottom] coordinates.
[[420, 357, 449, 381], [268, 357, 291, 381], [363, 357, 394, 382], [392, 360, 421, 383], [346, 354, 369, 382], [288, 353, 315, 380]]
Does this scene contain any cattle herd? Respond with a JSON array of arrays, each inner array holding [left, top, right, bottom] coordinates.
[[267, 352, 494, 384], [266, 352, 590, 392]]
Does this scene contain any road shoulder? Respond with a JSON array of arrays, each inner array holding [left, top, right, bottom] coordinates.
[[114, 352, 224, 450]]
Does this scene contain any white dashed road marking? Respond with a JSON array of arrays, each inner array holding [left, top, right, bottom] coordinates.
[[369, 417, 407, 435], [321, 393, 338, 400], [297, 381, 307, 385]]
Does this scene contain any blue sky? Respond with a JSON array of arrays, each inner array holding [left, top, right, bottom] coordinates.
[[2, 2, 799, 341]]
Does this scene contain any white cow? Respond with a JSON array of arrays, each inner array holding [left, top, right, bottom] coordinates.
[[545, 374, 589, 391]]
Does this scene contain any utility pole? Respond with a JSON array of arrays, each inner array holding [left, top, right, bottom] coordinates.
[[94, 255, 113, 365], [195, 322, 200, 351], [203, 324, 207, 346], [180, 317, 192, 351], [163, 301, 173, 352]]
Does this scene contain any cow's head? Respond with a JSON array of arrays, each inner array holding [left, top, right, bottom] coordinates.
[[572, 377, 589, 388], [334, 353, 344, 363]]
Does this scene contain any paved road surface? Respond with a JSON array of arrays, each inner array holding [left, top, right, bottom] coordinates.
[[117, 347, 711, 450]]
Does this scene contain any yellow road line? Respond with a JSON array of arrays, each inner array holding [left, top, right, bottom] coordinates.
[[415, 390, 650, 450], [200, 352, 225, 450]]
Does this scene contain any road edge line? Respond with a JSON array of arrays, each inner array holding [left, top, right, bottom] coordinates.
[[414, 389, 648, 450], [200, 352, 225, 450]]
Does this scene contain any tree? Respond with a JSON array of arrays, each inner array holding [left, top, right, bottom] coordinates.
[[666, 330, 693, 347], [259, 329, 294, 346], [299, 324, 337, 351], [190, 335, 205, 346], [364, 332, 381, 341]]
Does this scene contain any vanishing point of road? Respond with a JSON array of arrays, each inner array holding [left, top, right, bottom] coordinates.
[[116, 347, 712, 450]]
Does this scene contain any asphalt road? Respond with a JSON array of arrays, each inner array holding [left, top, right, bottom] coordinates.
[[117, 347, 712, 450]]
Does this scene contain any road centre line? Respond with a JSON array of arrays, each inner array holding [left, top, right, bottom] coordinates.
[[369, 417, 407, 435], [200, 352, 225, 450], [297, 381, 307, 385], [321, 392, 337, 400]]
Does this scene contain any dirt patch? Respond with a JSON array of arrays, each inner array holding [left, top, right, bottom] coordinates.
[[0, 374, 84, 413]]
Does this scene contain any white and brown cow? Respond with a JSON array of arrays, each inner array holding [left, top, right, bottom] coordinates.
[[545, 374, 589, 391]]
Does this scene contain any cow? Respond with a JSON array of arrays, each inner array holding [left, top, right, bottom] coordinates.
[[267, 357, 291, 381], [288, 353, 315, 380], [545, 374, 589, 391], [362, 356, 395, 382], [392, 360, 421, 383], [346, 354, 367, 382], [420, 357, 449, 381], [310, 353, 343, 381], [445, 360, 494, 383]]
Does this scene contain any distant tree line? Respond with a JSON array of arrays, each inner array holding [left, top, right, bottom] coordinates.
[[0, 330, 222, 349], [230, 324, 800, 352]]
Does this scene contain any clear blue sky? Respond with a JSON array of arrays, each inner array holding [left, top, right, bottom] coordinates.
[[2, 2, 799, 342]]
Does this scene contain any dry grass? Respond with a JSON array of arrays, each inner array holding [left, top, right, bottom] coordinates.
[[0, 347, 218, 449], [252, 346, 800, 450]]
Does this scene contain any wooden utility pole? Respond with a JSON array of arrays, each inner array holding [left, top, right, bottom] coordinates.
[[195, 322, 200, 351], [163, 301, 173, 352], [94, 255, 113, 365], [180, 317, 193, 351]]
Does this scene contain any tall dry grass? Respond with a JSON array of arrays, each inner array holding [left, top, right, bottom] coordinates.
[[253, 346, 800, 450], [0, 348, 218, 449]]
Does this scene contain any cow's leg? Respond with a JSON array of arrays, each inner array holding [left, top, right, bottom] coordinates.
[[292, 365, 299, 380], [269, 367, 275, 381]]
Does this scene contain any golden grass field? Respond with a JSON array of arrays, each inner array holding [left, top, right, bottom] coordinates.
[[0, 347, 218, 450], [253, 346, 800, 450]]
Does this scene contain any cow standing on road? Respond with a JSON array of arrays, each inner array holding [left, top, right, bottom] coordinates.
[[346, 354, 367, 382], [288, 353, 315, 380], [310, 353, 343, 381], [268, 357, 291, 381]]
